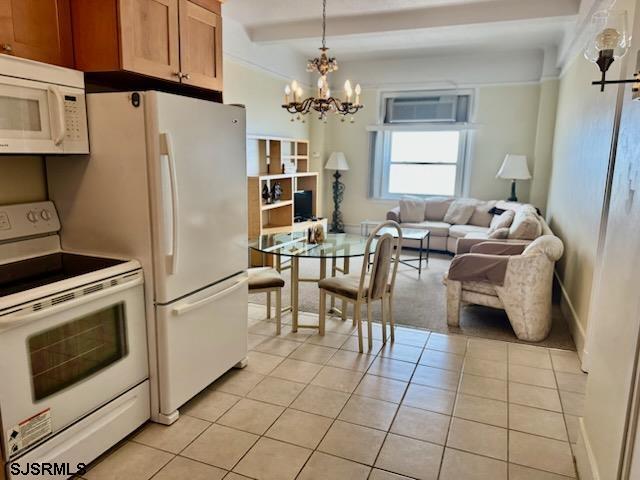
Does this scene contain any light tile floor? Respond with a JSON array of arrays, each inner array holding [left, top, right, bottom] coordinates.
[[82, 303, 585, 480]]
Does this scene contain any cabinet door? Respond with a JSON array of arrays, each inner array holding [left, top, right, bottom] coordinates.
[[178, 0, 222, 91], [0, 0, 73, 67], [119, 0, 180, 81]]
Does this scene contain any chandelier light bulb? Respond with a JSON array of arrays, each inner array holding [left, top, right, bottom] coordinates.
[[284, 84, 292, 104], [596, 27, 622, 50], [291, 80, 299, 92], [296, 87, 303, 99]]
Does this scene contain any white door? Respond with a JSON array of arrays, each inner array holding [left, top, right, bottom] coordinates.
[[156, 273, 248, 415], [149, 92, 247, 303]]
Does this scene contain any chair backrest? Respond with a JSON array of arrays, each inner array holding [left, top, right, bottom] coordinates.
[[358, 221, 403, 301]]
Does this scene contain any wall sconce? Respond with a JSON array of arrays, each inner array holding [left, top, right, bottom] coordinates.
[[585, 10, 639, 95]]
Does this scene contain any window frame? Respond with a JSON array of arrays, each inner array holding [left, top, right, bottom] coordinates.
[[370, 89, 474, 200]]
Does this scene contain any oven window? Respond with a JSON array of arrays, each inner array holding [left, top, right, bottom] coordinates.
[[28, 303, 128, 401], [0, 96, 42, 131]]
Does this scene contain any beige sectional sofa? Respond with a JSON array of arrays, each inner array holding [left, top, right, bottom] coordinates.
[[386, 197, 523, 253], [385, 196, 565, 341]]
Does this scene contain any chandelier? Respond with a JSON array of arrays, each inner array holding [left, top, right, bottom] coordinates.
[[282, 0, 363, 122]]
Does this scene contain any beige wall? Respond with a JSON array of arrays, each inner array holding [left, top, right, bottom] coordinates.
[[467, 83, 543, 203], [0, 156, 47, 205], [530, 79, 559, 212], [545, 50, 626, 350], [322, 83, 551, 229], [223, 59, 310, 139]]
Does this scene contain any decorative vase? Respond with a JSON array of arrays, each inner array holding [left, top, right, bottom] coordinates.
[[262, 183, 271, 204], [271, 182, 283, 202]]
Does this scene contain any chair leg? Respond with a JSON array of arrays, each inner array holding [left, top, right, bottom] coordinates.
[[389, 291, 395, 342], [355, 301, 363, 353], [366, 301, 373, 351], [319, 290, 326, 336], [266, 291, 271, 319], [275, 288, 282, 335], [381, 296, 388, 344]]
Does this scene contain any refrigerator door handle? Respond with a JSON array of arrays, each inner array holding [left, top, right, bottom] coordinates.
[[172, 277, 248, 316], [160, 132, 180, 274]]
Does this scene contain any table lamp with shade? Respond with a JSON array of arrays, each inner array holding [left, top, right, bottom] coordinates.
[[325, 152, 349, 233], [496, 154, 531, 202]]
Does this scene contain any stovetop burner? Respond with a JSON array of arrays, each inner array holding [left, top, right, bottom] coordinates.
[[0, 253, 125, 297]]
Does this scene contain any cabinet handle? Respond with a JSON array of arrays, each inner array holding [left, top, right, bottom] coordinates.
[[182, 73, 191, 80], [1, 44, 12, 53]]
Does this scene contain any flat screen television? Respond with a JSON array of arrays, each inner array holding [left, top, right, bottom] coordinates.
[[294, 190, 313, 221]]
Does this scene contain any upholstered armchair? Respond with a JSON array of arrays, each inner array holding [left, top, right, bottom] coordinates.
[[445, 235, 564, 341]]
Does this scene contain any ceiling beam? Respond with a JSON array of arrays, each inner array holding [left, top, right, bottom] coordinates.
[[248, 0, 580, 43]]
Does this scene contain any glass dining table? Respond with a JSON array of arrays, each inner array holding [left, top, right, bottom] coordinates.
[[249, 232, 375, 332]]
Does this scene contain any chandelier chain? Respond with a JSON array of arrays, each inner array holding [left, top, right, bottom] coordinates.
[[322, 0, 327, 50]]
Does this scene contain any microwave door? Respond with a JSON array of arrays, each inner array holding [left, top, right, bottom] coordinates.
[[0, 78, 61, 154]]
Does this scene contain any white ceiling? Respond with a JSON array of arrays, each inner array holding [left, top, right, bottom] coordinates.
[[223, 0, 581, 61], [223, 0, 493, 27]]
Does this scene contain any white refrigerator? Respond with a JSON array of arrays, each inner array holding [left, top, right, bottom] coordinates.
[[47, 91, 248, 424]]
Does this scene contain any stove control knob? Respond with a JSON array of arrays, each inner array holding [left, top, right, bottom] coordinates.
[[40, 209, 52, 221], [26, 211, 38, 223]]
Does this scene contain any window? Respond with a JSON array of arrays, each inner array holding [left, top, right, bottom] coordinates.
[[370, 90, 472, 199], [387, 130, 464, 196]]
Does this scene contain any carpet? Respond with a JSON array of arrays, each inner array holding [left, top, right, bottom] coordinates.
[[251, 252, 576, 351]]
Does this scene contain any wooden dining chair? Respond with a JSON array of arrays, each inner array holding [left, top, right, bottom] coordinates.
[[317, 221, 402, 352], [248, 267, 285, 334]]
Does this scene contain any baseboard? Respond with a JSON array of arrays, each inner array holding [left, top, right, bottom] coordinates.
[[575, 417, 600, 480], [554, 271, 588, 367]]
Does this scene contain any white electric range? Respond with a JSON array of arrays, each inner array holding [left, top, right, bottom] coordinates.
[[0, 201, 149, 479]]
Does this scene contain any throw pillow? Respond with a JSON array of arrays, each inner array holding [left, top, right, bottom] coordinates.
[[443, 199, 476, 225], [469, 200, 496, 227], [489, 209, 515, 232], [424, 196, 454, 221], [399, 198, 425, 223], [508, 206, 542, 240], [488, 227, 509, 239]]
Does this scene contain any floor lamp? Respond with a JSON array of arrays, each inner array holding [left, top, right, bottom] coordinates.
[[325, 152, 349, 233]]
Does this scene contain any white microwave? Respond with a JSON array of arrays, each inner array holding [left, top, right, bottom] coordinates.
[[0, 55, 89, 154]]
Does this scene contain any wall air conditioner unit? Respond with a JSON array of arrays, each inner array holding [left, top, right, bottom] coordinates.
[[385, 95, 468, 123]]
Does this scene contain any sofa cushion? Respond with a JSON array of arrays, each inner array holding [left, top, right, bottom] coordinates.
[[399, 198, 425, 222], [424, 197, 454, 221], [509, 205, 542, 240], [401, 221, 450, 237], [444, 199, 476, 225], [488, 227, 510, 239], [489, 209, 515, 232], [469, 201, 496, 227], [449, 224, 490, 239]]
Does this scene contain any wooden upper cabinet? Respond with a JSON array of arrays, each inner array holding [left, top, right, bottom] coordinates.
[[0, 0, 74, 67], [179, 0, 222, 91], [71, 0, 223, 92], [120, 0, 181, 82]]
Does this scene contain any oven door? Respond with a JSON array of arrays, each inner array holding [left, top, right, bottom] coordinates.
[[0, 76, 88, 154], [0, 271, 148, 460]]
